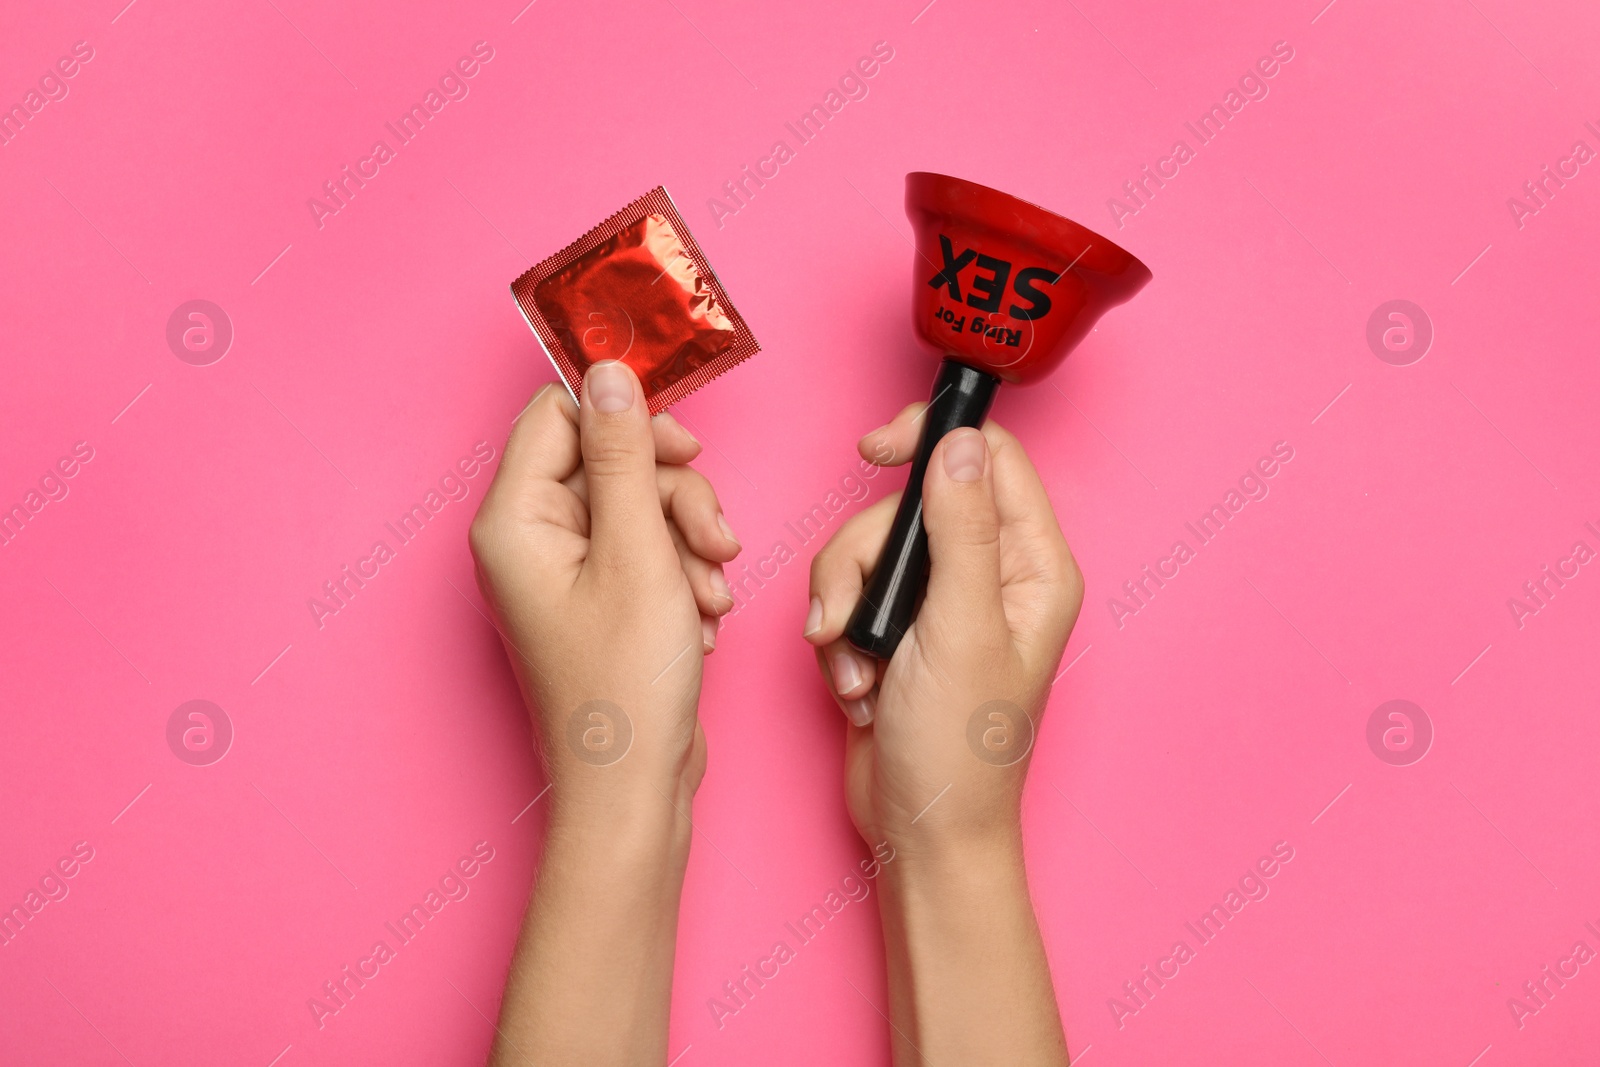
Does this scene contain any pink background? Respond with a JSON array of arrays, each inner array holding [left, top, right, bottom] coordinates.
[[3, 0, 1599, 1063]]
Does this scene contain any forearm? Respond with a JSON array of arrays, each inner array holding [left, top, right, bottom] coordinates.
[[877, 836, 1068, 1066], [490, 786, 693, 1067]]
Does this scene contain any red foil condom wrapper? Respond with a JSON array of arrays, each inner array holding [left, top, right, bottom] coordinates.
[[511, 187, 760, 414]]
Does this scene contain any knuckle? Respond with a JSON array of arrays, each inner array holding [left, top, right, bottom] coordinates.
[[674, 463, 711, 495], [676, 469, 717, 513], [982, 419, 1014, 448], [582, 414, 649, 468], [808, 543, 835, 588], [809, 540, 854, 593], [1044, 534, 1079, 582], [986, 430, 1022, 469], [468, 510, 501, 564], [582, 435, 642, 475], [534, 382, 576, 421], [1050, 582, 1084, 634], [1063, 550, 1084, 595], [1049, 550, 1086, 624], [942, 506, 1001, 549], [509, 388, 564, 444]]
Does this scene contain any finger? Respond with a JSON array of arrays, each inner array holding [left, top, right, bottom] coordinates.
[[856, 402, 928, 468], [474, 384, 590, 573], [488, 383, 581, 499], [982, 421, 1066, 553], [578, 361, 674, 573], [685, 555, 735, 617], [805, 492, 900, 646], [920, 427, 1008, 647], [653, 411, 702, 465], [702, 614, 719, 654], [819, 637, 876, 700], [561, 464, 741, 564], [814, 644, 877, 726], [668, 522, 735, 617], [981, 421, 1082, 654], [660, 465, 740, 563]]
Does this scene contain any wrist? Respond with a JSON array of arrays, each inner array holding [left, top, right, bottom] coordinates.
[[862, 770, 1029, 874], [543, 773, 696, 861], [880, 831, 1028, 906]]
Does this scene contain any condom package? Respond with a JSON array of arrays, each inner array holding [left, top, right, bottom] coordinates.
[[511, 187, 760, 414]]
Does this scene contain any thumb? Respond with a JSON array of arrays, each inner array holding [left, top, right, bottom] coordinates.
[[579, 360, 671, 573], [920, 427, 1008, 648]]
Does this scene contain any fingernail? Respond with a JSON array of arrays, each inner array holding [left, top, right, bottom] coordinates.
[[709, 568, 733, 608], [716, 512, 741, 548], [586, 360, 634, 413], [702, 614, 719, 651], [803, 596, 824, 638], [942, 429, 986, 482], [844, 696, 875, 727], [832, 650, 863, 694]]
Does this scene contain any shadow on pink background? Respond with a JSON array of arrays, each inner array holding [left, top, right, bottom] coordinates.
[[3, 0, 1598, 1063]]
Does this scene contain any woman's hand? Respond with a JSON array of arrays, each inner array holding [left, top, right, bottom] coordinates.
[[805, 405, 1084, 858], [470, 360, 742, 818], [472, 360, 741, 1067], [805, 405, 1084, 1066]]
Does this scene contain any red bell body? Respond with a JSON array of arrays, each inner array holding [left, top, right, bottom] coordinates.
[[906, 172, 1151, 385]]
